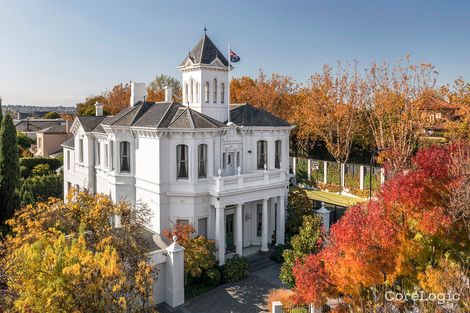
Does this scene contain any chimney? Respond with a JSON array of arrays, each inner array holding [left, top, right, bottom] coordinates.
[[130, 82, 146, 107], [164, 86, 173, 102], [95, 101, 103, 116]]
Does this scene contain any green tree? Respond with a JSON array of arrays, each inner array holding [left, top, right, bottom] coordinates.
[[280, 214, 323, 288], [18, 179, 35, 207], [16, 132, 34, 149], [0, 114, 20, 231], [76, 95, 108, 116], [43, 111, 60, 119], [285, 190, 314, 237], [147, 74, 182, 102]]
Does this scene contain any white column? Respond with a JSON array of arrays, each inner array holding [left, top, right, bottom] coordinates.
[[215, 203, 225, 265], [236, 203, 243, 256], [307, 159, 311, 181], [323, 161, 328, 184], [316, 202, 330, 231], [340, 162, 345, 189], [359, 165, 365, 190], [276, 195, 285, 245], [164, 236, 185, 307], [261, 198, 269, 252]]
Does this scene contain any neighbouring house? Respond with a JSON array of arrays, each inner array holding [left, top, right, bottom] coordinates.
[[62, 32, 292, 307], [423, 97, 461, 138], [14, 118, 68, 139], [35, 122, 72, 157]]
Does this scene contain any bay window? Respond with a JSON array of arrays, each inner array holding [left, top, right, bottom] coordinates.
[[177, 144, 188, 179], [275, 140, 282, 169], [198, 144, 207, 178], [257, 140, 267, 170], [120, 141, 130, 172]]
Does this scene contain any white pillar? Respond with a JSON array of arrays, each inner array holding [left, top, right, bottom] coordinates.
[[215, 203, 225, 265], [323, 161, 328, 184], [292, 157, 297, 177], [236, 203, 243, 256], [276, 195, 285, 245], [165, 236, 185, 307], [307, 159, 311, 181], [340, 163, 345, 190], [359, 165, 365, 190], [261, 198, 269, 252], [272, 301, 283, 313], [316, 202, 330, 231], [380, 167, 385, 185]]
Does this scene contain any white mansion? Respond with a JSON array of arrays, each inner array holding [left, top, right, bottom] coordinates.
[[62, 33, 293, 268]]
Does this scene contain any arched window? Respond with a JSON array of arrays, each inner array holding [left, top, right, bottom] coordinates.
[[195, 82, 199, 103], [120, 141, 130, 172], [190, 80, 193, 102], [213, 78, 217, 103], [185, 83, 189, 103], [176, 144, 188, 179], [198, 144, 207, 178], [205, 82, 209, 103], [221, 83, 225, 103], [257, 140, 267, 170], [275, 140, 282, 169]]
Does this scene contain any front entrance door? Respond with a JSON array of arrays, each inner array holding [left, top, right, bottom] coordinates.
[[226, 213, 235, 251]]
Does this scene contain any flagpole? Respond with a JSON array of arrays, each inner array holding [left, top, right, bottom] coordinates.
[[227, 43, 231, 123]]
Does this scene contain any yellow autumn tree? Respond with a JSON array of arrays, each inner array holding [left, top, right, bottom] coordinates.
[[1, 191, 157, 313]]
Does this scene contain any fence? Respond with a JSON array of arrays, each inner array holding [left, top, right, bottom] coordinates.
[[290, 157, 384, 197]]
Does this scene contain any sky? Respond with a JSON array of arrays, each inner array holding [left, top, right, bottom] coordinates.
[[0, 0, 469, 106]]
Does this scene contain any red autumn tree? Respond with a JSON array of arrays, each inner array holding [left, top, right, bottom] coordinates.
[[292, 144, 469, 310]]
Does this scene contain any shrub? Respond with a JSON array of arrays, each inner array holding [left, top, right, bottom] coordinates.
[[351, 188, 371, 199], [203, 268, 221, 287], [317, 182, 341, 193], [223, 255, 249, 283], [271, 244, 289, 263], [20, 166, 30, 178], [19, 174, 63, 206], [32, 163, 52, 176]]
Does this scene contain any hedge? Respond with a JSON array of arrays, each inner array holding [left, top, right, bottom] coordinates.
[[20, 157, 62, 178]]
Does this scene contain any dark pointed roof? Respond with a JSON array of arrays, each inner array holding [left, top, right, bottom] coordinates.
[[101, 101, 225, 129], [77, 116, 107, 132], [228, 103, 291, 127], [61, 137, 75, 149], [179, 34, 228, 67]]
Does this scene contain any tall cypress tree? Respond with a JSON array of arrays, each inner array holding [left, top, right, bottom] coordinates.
[[0, 113, 20, 227]]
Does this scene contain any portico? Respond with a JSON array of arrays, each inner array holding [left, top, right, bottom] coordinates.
[[211, 189, 286, 265]]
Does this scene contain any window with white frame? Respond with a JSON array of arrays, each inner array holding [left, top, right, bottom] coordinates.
[[213, 78, 217, 103], [205, 82, 209, 103], [66, 150, 70, 170], [257, 140, 267, 170], [79, 138, 84, 163], [96, 142, 101, 166], [198, 218, 208, 238], [221, 83, 225, 103], [195, 82, 199, 102], [120, 141, 130, 172], [275, 140, 282, 169], [104, 144, 108, 168], [176, 144, 188, 179], [198, 144, 207, 178]]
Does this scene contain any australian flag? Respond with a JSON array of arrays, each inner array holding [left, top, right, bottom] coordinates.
[[230, 50, 241, 63]]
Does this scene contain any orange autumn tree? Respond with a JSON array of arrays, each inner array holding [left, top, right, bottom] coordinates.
[[105, 83, 131, 114], [363, 58, 438, 172], [163, 223, 216, 280], [296, 62, 363, 164], [230, 70, 300, 122], [292, 144, 470, 311]]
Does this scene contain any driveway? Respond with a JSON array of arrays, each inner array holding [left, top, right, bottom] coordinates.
[[158, 263, 283, 313]]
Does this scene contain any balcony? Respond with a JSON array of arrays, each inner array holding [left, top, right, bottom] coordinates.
[[210, 169, 287, 194]]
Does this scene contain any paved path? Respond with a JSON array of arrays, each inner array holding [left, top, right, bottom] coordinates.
[[158, 263, 283, 313]]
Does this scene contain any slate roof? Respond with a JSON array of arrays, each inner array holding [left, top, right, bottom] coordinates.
[[61, 137, 75, 149], [39, 124, 67, 134], [101, 101, 225, 129], [77, 116, 107, 132], [91, 116, 114, 133], [179, 34, 229, 67], [228, 103, 291, 127]]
